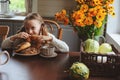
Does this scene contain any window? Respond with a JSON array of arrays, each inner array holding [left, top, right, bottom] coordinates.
[[9, 0, 26, 13], [106, 0, 120, 51], [0, 0, 33, 15]]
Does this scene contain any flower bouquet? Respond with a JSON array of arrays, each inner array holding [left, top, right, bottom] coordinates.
[[55, 0, 115, 41]]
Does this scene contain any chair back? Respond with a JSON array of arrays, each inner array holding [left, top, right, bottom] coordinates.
[[44, 19, 63, 40], [0, 26, 9, 41]]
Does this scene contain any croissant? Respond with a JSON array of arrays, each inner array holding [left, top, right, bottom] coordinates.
[[20, 47, 39, 54], [15, 42, 31, 53]]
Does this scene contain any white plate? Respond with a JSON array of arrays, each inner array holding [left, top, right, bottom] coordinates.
[[13, 52, 39, 56], [39, 52, 57, 58], [0, 14, 14, 18]]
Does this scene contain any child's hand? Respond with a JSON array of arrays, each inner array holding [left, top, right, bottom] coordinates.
[[15, 32, 30, 39], [41, 35, 53, 44], [42, 35, 52, 41], [30, 35, 43, 49], [10, 32, 30, 41], [30, 35, 52, 43]]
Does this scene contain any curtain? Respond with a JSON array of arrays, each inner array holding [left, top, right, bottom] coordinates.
[[25, 0, 33, 13]]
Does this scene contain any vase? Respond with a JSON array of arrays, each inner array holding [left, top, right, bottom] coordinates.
[[78, 34, 106, 45], [78, 24, 106, 42], [94, 35, 106, 44], [77, 34, 88, 42]]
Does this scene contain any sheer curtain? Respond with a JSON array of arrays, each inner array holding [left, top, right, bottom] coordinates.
[[25, 0, 33, 13]]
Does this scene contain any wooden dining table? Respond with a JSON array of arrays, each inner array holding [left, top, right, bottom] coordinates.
[[0, 51, 119, 80]]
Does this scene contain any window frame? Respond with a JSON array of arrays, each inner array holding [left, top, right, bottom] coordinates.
[[0, 0, 33, 16]]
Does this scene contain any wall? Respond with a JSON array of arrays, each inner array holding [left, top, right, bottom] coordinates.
[[107, 0, 120, 34], [37, 0, 75, 17], [60, 25, 80, 52], [32, 0, 38, 12]]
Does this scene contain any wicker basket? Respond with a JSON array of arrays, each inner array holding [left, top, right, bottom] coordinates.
[[80, 42, 120, 77]]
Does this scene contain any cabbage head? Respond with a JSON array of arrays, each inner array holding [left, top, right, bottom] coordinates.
[[99, 43, 112, 54], [84, 39, 99, 53], [70, 62, 89, 80]]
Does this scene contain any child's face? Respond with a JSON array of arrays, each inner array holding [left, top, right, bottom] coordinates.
[[25, 20, 41, 35]]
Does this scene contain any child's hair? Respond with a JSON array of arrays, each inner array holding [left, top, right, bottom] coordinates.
[[17, 13, 48, 35], [24, 13, 44, 24]]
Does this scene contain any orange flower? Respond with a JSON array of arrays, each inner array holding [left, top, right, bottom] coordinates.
[[94, 20, 102, 28], [106, 0, 114, 4], [96, 11, 106, 21], [84, 16, 93, 25], [75, 0, 84, 4], [74, 19, 85, 27], [55, 9, 69, 25], [93, 0, 102, 6], [88, 8, 97, 17], [61, 9, 67, 15], [63, 17, 69, 25], [80, 4, 89, 12]]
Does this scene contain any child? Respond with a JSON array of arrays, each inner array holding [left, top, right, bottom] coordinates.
[[1, 13, 69, 52]]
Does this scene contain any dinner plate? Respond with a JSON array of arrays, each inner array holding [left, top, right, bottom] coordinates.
[[39, 52, 57, 58], [0, 14, 14, 18], [13, 52, 39, 56]]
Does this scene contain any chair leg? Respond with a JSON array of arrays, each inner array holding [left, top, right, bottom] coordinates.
[[58, 28, 63, 40]]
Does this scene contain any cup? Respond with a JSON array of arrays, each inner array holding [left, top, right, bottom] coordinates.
[[40, 45, 55, 56], [0, 51, 10, 65], [0, 72, 9, 80]]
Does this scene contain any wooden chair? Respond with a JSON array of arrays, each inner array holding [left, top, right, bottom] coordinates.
[[43, 19, 63, 40], [0, 26, 9, 41]]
